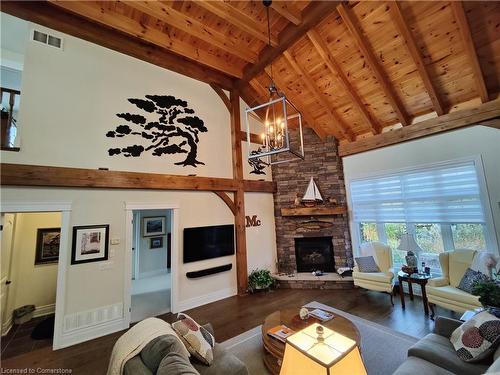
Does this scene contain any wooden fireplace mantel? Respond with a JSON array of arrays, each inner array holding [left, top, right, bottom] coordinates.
[[280, 206, 347, 217]]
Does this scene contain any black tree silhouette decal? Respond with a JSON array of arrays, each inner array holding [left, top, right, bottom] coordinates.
[[106, 95, 207, 167], [248, 148, 267, 175]]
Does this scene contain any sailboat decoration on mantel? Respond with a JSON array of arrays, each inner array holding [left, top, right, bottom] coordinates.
[[302, 177, 323, 207]]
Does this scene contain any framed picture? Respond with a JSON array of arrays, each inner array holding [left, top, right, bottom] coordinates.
[[35, 228, 61, 265], [71, 225, 109, 265], [143, 216, 166, 237], [150, 237, 163, 249]]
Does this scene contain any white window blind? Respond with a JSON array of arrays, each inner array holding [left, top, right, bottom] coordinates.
[[350, 161, 485, 224]]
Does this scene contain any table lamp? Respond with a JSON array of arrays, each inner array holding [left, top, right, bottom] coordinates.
[[279, 323, 367, 375], [398, 233, 422, 271]]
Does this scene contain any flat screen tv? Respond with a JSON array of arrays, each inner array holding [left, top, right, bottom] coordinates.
[[183, 224, 235, 263]]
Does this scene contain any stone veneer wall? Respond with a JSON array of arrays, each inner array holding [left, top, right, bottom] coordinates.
[[272, 128, 353, 274]]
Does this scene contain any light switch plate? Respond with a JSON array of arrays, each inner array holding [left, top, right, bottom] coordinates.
[[111, 238, 120, 245]]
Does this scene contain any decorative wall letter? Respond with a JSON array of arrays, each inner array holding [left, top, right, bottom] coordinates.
[[245, 215, 262, 227]]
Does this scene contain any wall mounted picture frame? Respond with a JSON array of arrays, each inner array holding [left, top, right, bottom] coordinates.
[[150, 237, 163, 249], [35, 228, 61, 265], [143, 216, 166, 237], [71, 224, 109, 265]]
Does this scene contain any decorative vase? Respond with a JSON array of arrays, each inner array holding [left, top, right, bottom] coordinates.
[[405, 251, 418, 269]]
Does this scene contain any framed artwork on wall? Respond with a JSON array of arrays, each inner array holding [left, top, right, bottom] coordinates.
[[143, 216, 166, 237], [150, 237, 163, 249], [35, 228, 61, 265], [71, 224, 109, 265]]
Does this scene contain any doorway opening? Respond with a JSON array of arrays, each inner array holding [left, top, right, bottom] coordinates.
[[1, 211, 62, 359], [130, 209, 172, 323]]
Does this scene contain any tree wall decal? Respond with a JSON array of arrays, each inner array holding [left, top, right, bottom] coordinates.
[[248, 148, 267, 175], [106, 95, 207, 167]]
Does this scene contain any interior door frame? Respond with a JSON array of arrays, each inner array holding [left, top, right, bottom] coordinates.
[[124, 202, 179, 326], [0, 202, 72, 350]]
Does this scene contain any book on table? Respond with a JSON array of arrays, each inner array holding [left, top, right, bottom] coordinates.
[[308, 308, 334, 322], [267, 325, 295, 343]]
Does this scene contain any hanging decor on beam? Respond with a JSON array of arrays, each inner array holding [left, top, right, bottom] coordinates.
[[244, 0, 305, 165]]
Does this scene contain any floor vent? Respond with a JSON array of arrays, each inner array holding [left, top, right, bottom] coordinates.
[[32, 29, 63, 49]]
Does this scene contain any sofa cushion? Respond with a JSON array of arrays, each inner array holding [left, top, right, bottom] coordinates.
[[353, 271, 392, 283], [191, 343, 248, 375], [355, 256, 380, 273], [487, 356, 500, 373], [450, 311, 500, 362], [408, 333, 489, 375], [393, 356, 455, 375], [458, 268, 490, 294], [124, 355, 153, 375], [172, 313, 215, 365], [427, 285, 481, 306], [140, 334, 190, 373], [157, 352, 200, 375]]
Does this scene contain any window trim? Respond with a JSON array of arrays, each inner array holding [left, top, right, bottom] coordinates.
[[347, 155, 498, 257]]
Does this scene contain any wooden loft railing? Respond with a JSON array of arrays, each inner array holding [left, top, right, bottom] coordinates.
[[1, 87, 20, 151]]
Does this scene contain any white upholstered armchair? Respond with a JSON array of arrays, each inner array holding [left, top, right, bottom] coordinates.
[[353, 242, 395, 304], [427, 249, 482, 317]]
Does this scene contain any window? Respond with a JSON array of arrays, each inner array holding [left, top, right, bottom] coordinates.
[[349, 159, 495, 272]]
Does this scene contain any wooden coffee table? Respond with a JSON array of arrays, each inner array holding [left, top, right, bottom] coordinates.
[[261, 308, 361, 375]]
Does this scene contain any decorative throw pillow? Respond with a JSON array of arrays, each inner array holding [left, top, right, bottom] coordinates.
[[171, 313, 215, 366], [355, 256, 380, 273], [458, 268, 490, 294], [450, 311, 500, 362]]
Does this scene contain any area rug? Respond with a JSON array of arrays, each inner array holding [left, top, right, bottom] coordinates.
[[220, 301, 418, 375]]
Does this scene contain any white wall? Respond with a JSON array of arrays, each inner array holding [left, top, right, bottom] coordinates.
[[343, 126, 500, 255], [136, 209, 170, 277], [1, 212, 60, 333], [0, 14, 277, 347]]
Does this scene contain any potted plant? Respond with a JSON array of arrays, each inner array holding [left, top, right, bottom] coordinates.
[[472, 280, 500, 317], [248, 269, 275, 293]]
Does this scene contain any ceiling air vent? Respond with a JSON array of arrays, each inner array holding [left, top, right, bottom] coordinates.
[[31, 29, 63, 50]]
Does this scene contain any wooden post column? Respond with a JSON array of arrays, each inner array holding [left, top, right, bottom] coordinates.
[[230, 90, 248, 295]]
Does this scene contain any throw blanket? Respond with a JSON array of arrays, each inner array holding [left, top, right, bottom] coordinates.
[[106, 317, 189, 375]]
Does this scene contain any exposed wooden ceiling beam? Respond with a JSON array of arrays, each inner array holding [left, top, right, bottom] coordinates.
[[124, 1, 257, 64], [195, 1, 278, 47], [270, 2, 302, 25], [283, 51, 355, 141], [307, 29, 381, 135], [390, 2, 446, 116], [339, 99, 500, 156], [49, 0, 243, 78], [451, 1, 489, 103], [240, 1, 340, 83], [264, 67, 327, 140], [0, 163, 277, 193], [1, 1, 235, 90], [337, 2, 410, 126]]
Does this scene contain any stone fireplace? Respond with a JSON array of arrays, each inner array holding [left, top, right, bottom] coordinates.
[[272, 128, 353, 288], [295, 236, 335, 272]]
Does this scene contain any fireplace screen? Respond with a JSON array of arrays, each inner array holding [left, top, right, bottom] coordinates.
[[294, 237, 335, 272]]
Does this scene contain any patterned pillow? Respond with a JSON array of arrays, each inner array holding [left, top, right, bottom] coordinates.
[[458, 268, 490, 294], [355, 256, 380, 273], [450, 311, 500, 362], [171, 313, 215, 365]]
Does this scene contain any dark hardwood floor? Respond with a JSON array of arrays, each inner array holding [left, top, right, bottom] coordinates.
[[0, 288, 458, 374]]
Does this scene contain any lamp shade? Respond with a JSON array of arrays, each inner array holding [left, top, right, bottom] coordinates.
[[397, 233, 423, 253], [279, 323, 367, 375]]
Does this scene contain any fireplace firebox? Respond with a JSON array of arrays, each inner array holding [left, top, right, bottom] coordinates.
[[294, 236, 335, 272]]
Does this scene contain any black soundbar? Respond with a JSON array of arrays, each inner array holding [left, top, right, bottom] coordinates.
[[185, 264, 233, 279]]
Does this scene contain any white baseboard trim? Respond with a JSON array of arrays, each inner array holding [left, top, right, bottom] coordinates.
[[138, 269, 169, 279], [57, 317, 126, 349], [33, 303, 56, 318], [177, 287, 237, 312], [1, 316, 13, 337]]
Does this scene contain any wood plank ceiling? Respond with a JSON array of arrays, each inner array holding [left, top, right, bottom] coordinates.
[[45, 1, 500, 144]]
